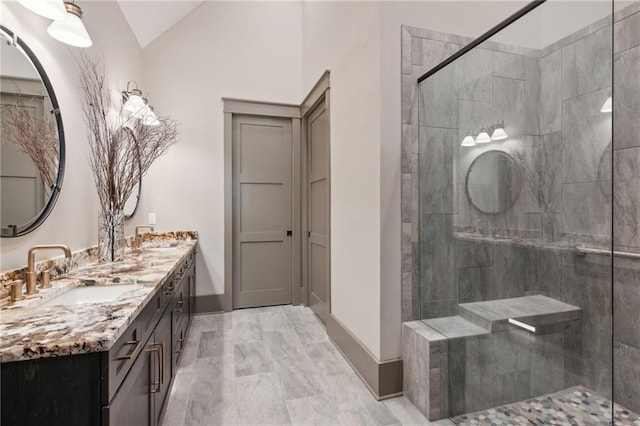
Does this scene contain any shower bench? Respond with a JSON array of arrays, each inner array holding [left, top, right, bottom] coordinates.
[[402, 295, 582, 421]]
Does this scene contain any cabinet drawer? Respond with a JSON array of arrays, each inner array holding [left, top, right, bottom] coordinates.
[[106, 320, 146, 403]]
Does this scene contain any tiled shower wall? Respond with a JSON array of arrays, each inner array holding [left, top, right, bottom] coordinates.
[[401, 1, 640, 414]]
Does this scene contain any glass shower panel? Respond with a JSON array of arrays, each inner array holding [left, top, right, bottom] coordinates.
[[417, 0, 625, 422]]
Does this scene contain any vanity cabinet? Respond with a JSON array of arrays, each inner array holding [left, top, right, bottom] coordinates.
[[0, 247, 197, 426]]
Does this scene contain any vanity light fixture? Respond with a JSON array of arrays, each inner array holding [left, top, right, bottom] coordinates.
[[600, 96, 612, 113], [461, 132, 476, 147], [122, 81, 147, 117], [476, 127, 492, 144], [490, 120, 508, 141], [47, 1, 92, 48], [17, 0, 67, 20]]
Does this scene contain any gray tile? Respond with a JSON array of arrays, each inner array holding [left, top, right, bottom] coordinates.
[[264, 329, 306, 360], [613, 258, 640, 348], [402, 27, 413, 75], [614, 45, 640, 149], [524, 55, 540, 135], [422, 38, 459, 70], [285, 394, 342, 425], [419, 127, 456, 214], [383, 396, 430, 425], [458, 267, 493, 303], [538, 247, 562, 299], [291, 314, 327, 344], [457, 100, 492, 165], [562, 267, 612, 367], [160, 371, 194, 426], [235, 372, 291, 425], [190, 312, 232, 332], [575, 26, 612, 96], [456, 238, 493, 269], [421, 214, 456, 302], [402, 74, 415, 125], [527, 132, 562, 214], [197, 329, 233, 358], [234, 342, 274, 377], [530, 332, 565, 396], [615, 10, 640, 54], [419, 64, 458, 128], [492, 244, 537, 299], [614, 148, 640, 248], [259, 310, 289, 332], [562, 87, 612, 184], [562, 43, 578, 101], [492, 371, 530, 406], [493, 51, 525, 80], [492, 329, 531, 376], [539, 50, 562, 134], [561, 182, 611, 239], [421, 299, 458, 319], [458, 48, 493, 102], [411, 37, 423, 66], [305, 341, 353, 376], [614, 341, 640, 415], [464, 335, 493, 412], [274, 357, 327, 400], [231, 318, 264, 343], [493, 77, 525, 139]]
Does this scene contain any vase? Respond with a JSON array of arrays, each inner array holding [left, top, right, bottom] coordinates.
[[98, 209, 125, 262]]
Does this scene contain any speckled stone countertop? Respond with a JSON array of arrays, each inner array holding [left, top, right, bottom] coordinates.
[[0, 234, 197, 363]]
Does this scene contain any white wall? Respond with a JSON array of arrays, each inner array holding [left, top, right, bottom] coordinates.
[[141, 1, 303, 297], [303, 1, 383, 359], [0, 1, 141, 270]]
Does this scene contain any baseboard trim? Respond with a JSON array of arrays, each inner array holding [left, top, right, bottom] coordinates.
[[327, 313, 403, 400], [195, 294, 225, 314]]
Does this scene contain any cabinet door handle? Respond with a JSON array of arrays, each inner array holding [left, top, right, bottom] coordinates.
[[164, 286, 175, 296], [174, 300, 185, 312], [115, 339, 142, 360], [176, 338, 185, 354], [146, 346, 162, 393]]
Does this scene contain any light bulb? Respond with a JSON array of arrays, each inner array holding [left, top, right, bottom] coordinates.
[[142, 107, 159, 126], [123, 93, 146, 117], [600, 96, 612, 113]]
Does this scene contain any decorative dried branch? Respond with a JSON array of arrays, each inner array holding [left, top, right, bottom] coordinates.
[[77, 54, 178, 213], [1, 96, 59, 189], [510, 144, 557, 212]]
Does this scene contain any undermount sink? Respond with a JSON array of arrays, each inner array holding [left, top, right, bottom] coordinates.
[[42, 284, 140, 307]]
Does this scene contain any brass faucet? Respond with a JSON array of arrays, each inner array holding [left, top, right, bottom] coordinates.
[[26, 245, 72, 295], [133, 225, 154, 249], [135, 225, 154, 239]]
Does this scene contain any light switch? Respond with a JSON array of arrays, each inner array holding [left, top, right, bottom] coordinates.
[[148, 213, 157, 225]]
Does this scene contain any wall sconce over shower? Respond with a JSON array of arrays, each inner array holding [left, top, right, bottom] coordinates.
[[460, 120, 509, 147], [122, 81, 160, 126], [600, 96, 612, 113]]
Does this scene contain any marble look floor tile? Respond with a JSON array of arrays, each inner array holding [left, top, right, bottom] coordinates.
[[384, 396, 431, 425], [197, 329, 233, 358], [285, 394, 342, 425], [274, 357, 328, 400], [190, 312, 232, 332], [235, 341, 274, 377], [264, 329, 307, 360], [305, 341, 355, 376], [236, 372, 292, 425], [231, 319, 265, 343], [260, 310, 291, 331], [184, 381, 238, 426], [159, 371, 194, 426]]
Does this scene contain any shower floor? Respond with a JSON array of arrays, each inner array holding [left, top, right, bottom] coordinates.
[[452, 385, 640, 425]]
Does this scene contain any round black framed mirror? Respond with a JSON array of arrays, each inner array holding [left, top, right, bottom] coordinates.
[[465, 150, 522, 215], [0, 25, 65, 237]]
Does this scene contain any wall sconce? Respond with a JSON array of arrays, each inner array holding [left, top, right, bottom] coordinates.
[[17, 0, 66, 20], [47, 1, 92, 48], [123, 81, 160, 126], [460, 120, 508, 147], [600, 96, 612, 113]]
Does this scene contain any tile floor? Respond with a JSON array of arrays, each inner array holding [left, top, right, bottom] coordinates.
[[161, 305, 453, 426]]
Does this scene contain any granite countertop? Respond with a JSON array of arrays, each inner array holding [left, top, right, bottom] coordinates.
[[0, 238, 197, 363]]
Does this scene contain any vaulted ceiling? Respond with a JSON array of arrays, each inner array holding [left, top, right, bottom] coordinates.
[[116, 0, 205, 48]]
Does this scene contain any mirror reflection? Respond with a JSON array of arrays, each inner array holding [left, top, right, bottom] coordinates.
[[466, 150, 522, 214], [0, 28, 63, 236]]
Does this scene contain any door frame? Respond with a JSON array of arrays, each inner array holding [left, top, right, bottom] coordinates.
[[301, 71, 331, 312], [222, 98, 302, 312]]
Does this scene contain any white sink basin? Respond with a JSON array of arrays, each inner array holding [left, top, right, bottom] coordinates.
[[42, 284, 140, 306]]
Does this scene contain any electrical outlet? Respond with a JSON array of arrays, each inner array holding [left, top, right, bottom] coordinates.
[[148, 213, 157, 225]]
